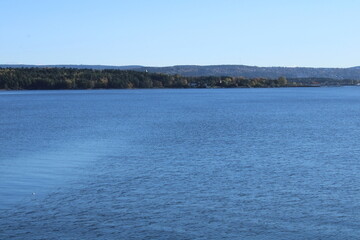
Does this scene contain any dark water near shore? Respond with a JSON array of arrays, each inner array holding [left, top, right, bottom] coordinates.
[[1, 88, 360, 239]]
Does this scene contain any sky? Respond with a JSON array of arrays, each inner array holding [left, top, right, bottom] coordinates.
[[1, 0, 359, 67]]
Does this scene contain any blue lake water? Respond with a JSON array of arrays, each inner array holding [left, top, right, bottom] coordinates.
[[1, 88, 360, 239]]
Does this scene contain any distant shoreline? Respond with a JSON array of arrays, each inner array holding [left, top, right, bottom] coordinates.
[[1, 85, 354, 91], [1, 64, 360, 80], [0, 68, 358, 90]]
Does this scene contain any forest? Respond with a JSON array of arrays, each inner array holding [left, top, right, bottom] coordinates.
[[0, 67, 358, 90]]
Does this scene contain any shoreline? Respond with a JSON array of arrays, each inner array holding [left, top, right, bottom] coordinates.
[[0, 85, 353, 91], [1, 68, 358, 90]]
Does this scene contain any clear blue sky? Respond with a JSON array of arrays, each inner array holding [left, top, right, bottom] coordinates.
[[1, 0, 359, 67]]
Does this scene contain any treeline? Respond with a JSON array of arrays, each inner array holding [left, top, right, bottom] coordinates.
[[287, 77, 358, 86], [0, 68, 358, 90]]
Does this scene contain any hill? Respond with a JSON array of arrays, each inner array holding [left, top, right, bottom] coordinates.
[[1, 64, 360, 80], [0, 64, 142, 70], [138, 65, 360, 80]]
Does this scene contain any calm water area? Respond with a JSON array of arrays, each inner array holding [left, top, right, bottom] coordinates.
[[1, 88, 360, 239]]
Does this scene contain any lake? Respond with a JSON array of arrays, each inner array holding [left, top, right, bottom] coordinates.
[[1, 88, 360, 239]]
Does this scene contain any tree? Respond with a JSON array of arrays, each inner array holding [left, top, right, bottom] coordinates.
[[278, 76, 287, 86]]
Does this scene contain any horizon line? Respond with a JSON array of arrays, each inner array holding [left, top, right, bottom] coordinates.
[[0, 63, 359, 69]]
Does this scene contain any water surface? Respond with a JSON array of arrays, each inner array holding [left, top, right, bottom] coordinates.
[[1, 88, 360, 239]]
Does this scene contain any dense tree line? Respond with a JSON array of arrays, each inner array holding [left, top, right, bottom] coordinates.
[[0, 68, 358, 90]]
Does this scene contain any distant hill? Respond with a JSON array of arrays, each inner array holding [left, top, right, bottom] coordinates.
[[0, 64, 143, 70], [1, 64, 360, 80], [349, 66, 360, 70], [138, 65, 360, 80]]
